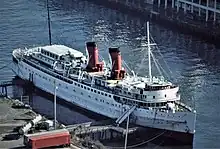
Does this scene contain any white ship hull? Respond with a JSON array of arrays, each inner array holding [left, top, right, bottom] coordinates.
[[11, 59, 196, 139]]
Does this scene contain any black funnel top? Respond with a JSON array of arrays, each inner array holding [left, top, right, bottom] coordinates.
[[86, 42, 96, 47], [109, 47, 120, 53]]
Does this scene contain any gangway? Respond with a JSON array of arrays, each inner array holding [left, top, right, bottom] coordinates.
[[115, 105, 136, 125]]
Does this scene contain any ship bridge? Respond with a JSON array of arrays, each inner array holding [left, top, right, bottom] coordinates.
[[116, 76, 174, 90], [41, 45, 84, 58]]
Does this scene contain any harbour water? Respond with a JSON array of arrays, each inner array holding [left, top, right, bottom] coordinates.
[[0, 0, 220, 148]]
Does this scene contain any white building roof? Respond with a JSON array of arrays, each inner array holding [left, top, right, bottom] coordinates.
[[41, 45, 83, 57]]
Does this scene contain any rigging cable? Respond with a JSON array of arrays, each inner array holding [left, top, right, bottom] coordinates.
[[152, 50, 174, 81], [150, 34, 174, 79], [136, 47, 147, 75], [150, 51, 163, 76], [122, 60, 134, 76], [151, 51, 173, 81], [135, 36, 161, 77]]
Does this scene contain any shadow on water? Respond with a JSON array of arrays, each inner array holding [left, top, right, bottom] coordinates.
[[32, 87, 109, 125], [11, 79, 104, 125]]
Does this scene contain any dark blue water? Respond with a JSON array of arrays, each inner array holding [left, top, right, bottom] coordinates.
[[1, 0, 220, 148]]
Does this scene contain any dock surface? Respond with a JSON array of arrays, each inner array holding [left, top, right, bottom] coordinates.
[[0, 98, 84, 149], [0, 98, 35, 148]]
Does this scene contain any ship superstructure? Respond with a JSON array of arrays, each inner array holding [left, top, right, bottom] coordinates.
[[12, 23, 196, 145]]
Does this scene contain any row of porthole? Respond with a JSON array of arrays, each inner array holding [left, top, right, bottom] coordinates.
[[153, 94, 167, 99], [74, 82, 112, 98], [76, 90, 121, 108], [140, 113, 180, 120], [33, 71, 56, 83], [117, 90, 167, 99], [25, 66, 72, 91]]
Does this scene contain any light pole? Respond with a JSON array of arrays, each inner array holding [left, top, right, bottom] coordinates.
[[124, 115, 129, 149], [54, 81, 58, 130]]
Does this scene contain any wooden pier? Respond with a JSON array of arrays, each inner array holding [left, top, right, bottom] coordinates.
[[0, 81, 12, 97], [0, 77, 34, 97], [106, 0, 220, 22], [156, 0, 220, 22], [87, 0, 220, 45], [66, 121, 139, 142]]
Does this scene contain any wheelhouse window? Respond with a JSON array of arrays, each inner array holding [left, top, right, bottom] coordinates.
[[140, 102, 144, 106]]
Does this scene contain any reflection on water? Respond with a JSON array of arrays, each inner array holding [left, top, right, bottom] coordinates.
[[1, 0, 220, 148]]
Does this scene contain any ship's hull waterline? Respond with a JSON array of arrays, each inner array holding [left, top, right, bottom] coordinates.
[[31, 84, 195, 145], [11, 57, 196, 144]]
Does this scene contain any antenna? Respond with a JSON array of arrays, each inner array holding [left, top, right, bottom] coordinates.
[[47, 0, 52, 45], [147, 22, 152, 82]]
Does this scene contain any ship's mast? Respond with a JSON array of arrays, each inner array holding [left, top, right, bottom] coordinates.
[[47, 0, 52, 45], [147, 22, 152, 82]]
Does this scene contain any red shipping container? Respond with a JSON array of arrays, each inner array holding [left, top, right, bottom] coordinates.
[[27, 132, 70, 149], [24, 129, 69, 145]]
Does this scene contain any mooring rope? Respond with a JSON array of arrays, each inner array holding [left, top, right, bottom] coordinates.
[[0, 62, 12, 70], [105, 130, 167, 149]]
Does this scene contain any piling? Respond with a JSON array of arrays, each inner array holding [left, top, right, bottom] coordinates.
[[87, 0, 220, 45]]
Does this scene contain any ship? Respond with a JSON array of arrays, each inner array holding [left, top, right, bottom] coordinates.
[[11, 22, 196, 145]]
